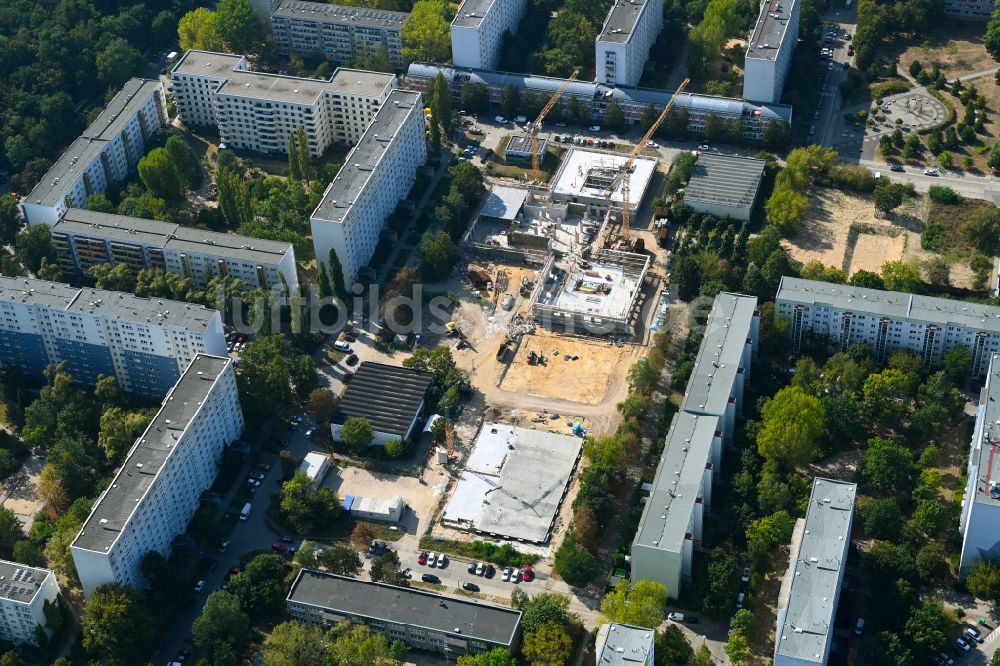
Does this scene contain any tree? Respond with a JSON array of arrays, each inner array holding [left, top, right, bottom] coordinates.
[[369, 550, 409, 586], [192, 591, 249, 654], [262, 621, 327, 666], [730, 609, 755, 636], [457, 648, 518, 666], [280, 472, 341, 533], [164, 135, 202, 190], [724, 632, 750, 664], [340, 417, 373, 453], [98, 407, 153, 464], [419, 230, 458, 280], [296, 127, 311, 184], [902, 134, 922, 159], [402, 0, 452, 62], [960, 206, 1000, 256], [432, 72, 454, 135], [699, 548, 741, 620], [236, 336, 317, 423], [655, 625, 694, 666], [522, 622, 572, 666], [600, 581, 667, 628], [873, 184, 904, 214], [318, 545, 363, 577], [554, 529, 597, 585], [217, 166, 252, 228], [923, 257, 951, 286], [351, 523, 376, 550], [863, 498, 902, 540], [880, 260, 922, 293], [228, 553, 288, 619], [12, 541, 44, 568], [915, 543, 949, 580], [96, 38, 142, 88], [306, 388, 338, 421], [966, 560, 1000, 601], [178, 7, 223, 51], [0, 508, 23, 559], [746, 511, 794, 569], [863, 437, 914, 494], [513, 590, 571, 632], [328, 249, 348, 304], [904, 599, 954, 655], [215, 0, 264, 53], [756, 386, 824, 468], [0, 196, 21, 249], [849, 269, 885, 289], [501, 85, 521, 119], [460, 82, 491, 114], [138, 148, 183, 202], [765, 186, 810, 235], [328, 620, 397, 666], [82, 584, 155, 665], [14, 225, 55, 273], [988, 141, 1000, 172], [605, 99, 625, 131], [868, 631, 913, 666], [627, 357, 658, 394], [691, 644, 713, 666], [91, 263, 137, 292]]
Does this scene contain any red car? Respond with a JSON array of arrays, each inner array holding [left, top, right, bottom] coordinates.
[[522, 566, 535, 582], [225, 566, 241, 580], [418, 551, 429, 565], [272, 543, 288, 553]]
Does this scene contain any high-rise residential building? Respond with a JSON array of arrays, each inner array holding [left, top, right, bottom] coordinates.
[[775, 277, 1000, 377], [0, 562, 60, 646], [21, 79, 167, 226], [743, 0, 799, 103], [71, 355, 244, 598], [49, 208, 299, 292], [945, 0, 995, 19], [595, 0, 663, 87], [310, 89, 425, 286], [959, 353, 1000, 574], [774, 478, 856, 666], [170, 50, 396, 156], [0, 276, 226, 397], [450, 0, 527, 70], [271, 1, 408, 69]]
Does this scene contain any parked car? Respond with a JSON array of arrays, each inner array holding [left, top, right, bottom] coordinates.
[[698, 143, 710, 150], [271, 543, 288, 553], [685, 616, 700, 625], [346, 354, 359, 366], [219, 540, 230, 554], [953, 637, 971, 653], [855, 618, 865, 636], [418, 551, 428, 565], [588, 125, 601, 132], [924, 168, 940, 176], [476, 562, 485, 576], [741, 567, 751, 583], [647, 141, 658, 148], [484, 564, 496, 578], [964, 625, 983, 643], [421, 573, 440, 583], [436, 554, 448, 568], [427, 552, 438, 567], [468, 562, 477, 574], [193, 580, 205, 593], [502, 567, 512, 582], [937, 653, 955, 666], [667, 612, 685, 622], [305, 427, 315, 438], [462, 581, 480, 592], [522, 565, 534, 581], [256, 463, 271, 471], [495, 116, 507, 124], [736, 592, 745, 609], [511, 568, 521, 583], [334, 341, 352, 353], [889, 162, 904, 172], [279, 535, 293, 543]]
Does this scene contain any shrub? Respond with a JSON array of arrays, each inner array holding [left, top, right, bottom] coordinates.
[[928, 185, 962, 204]]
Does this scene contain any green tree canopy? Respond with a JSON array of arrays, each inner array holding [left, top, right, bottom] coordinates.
[[340, 417, 373, 453], [215, 0, 265, 53], [863, 437, 914, 494], [262, 620, 327, 666], [522, 622, 572, 666], [402, 0, 452, 62], [192, 590, 249, 654], [600, 581, 667, 628], [280, 472, 341, 534], [880, 260, 922, 293], [81, 584, 156, 665], [756, 386, 825, 468], [138, 147, 183, 202], [966, 559, 1000, 602], [903, 599, 954, 655]]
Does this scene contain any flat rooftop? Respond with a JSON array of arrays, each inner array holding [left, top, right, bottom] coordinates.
[[288, 570, 522, 645], [633, 411, 718, 552], [174, 50, 394, 104], [775, 478, 856, 664], [505, 134, 546, 155], [776, 277, 1000, 334], [533, 254, 646, 321], [685, 153, 766, 209], [442, 423, 583, 543], [452, 0, 498, 28], [56, 209, 292, 263], [479, 185, 528, 221], [82, 78, 162, 141], [332, 362, 433, 439], [596, 624, 656, 665], [747, 0, 797, 60], [0, 561, 53, 604], [971, 353, 1000, 508], [681, 292, 758, 416], [273, 0, 408, 27], [0, 276, 218, 332], [312, 89, 421, 223], [598, 0, 655, 43], [72, 355, 233, 554], [550, 149, 656, 208]]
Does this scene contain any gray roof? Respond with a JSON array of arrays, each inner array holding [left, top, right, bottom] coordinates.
[[333, 362, 433, 438], [971, 353, 1000, 508], [775, 277, 1000, 334], [452, 0, 498, 28], [598, 0, 655, 43], [312, 89, 421, 223], [174, 50, 394, 104], [72, 356, 233, 553], [684, 153, 766, 209], [0, 276, 219, 333], [775, 478, 856, 664], [55, 209, 292, 264], [27, 79, 161, 208], [479, 185, 528, 220], [633, 411, 719, 552], [287, 570, 522, 646], [596, 624, 656, 665], [0, 561, 54, 604], [747, 0, 797, 60], [272, 0, 408, 27], [405, 63, 794, 123], [681, 293, 758, 416]]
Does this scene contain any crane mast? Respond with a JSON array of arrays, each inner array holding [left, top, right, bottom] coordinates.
[[531, 69, 579, 182]]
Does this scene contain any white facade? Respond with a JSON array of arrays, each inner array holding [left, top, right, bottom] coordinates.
[[945, 0, 995, 19], [310, 89, 426, 285], [0, 562, 60, 646], [171, 51, 396, 157], [451, 0, 527, 70], [298, 451, 331, 488], [349, 495, 405, 523], [595, 0, 663, 87], [21, 79, 167, 226], [776, 277, 1000, 377], [71, 356, 244, 598], [271, 1, 408, 69], [959, 353, 1000, 574], [743, 0, 800, 103]]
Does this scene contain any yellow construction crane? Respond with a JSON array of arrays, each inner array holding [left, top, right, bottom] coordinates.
[[607, 78, 690, 241], [531, 69, 579, 182]]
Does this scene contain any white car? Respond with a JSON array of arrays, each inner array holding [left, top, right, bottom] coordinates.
[[924, 168, 939, 176], [954, 637, 971, 653], [475, 562, 485, 576], [194, 580, 206, 593], [667, 612, 685, 622], [495, 115, 507, 123], [502, 567, 512, 581], [647, 140, 658, 148], [588, 125, 601, 132], [698, 143, 710, 151], [437, 554, 448, 568], [305, 427, 315, 438], [427, 552, 438, 567], [511, 568, 520, 583], [741, 567, 751, 583], [828, 62, 834, 70]]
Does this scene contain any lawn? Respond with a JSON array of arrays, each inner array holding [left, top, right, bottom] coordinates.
[[923, 197, 987, 261], [897, 23, 997, 81]]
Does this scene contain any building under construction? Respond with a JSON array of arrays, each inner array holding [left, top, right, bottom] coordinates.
[[550, 148, 656, 216]]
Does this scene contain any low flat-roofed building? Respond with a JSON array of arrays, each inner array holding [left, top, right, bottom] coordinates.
[[959, 353, 1000, 573], [287, 570, 522, 654], [0, 561, 60, 645], [504, 134, 548, 164], [330, 362, 433, 446], [550, 148, 656, 215], [345, 494, 406, 522], [595, 623, 655, 665], [683, 153, 765, 221], [595, 0, 663, 86], [442, 423, 583, 543], [297, 451, 331, 488], [744, 0, 800, 103], [774, 478, 856, 666]]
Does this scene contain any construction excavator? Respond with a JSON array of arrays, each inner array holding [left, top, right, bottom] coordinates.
[[530, 69, 579, 182]]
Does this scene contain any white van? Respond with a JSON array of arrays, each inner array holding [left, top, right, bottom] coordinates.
[[240, 503, 252, 520], [334, 341, 351, 353]]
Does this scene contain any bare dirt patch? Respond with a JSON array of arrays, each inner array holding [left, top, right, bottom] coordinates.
[[898, 24, 996, 81]]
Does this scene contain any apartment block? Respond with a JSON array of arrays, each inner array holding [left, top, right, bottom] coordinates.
[[21, 79, 167, 226], [0, 562, 60, 646], [775, 277, 1000, 377], [945, 0, 995, 19], [271, 0, 408, 69], [774, 478, 856, 666], [50, 208, 298, 292], [405, 63, 793, 141], [743, 0, 800, 103], [451, 0, 527, 70], [595, 0, 663, 87], [71, 355, 244, 598], [286, 570, 522, 655], [171, 50, 396, 156], [0, 276, 226, 397], [959, 353, 1000, 574], [310, 89, 426, 286]]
